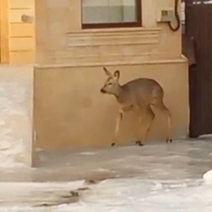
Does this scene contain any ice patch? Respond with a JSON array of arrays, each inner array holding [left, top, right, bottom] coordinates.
[[79, 152, 97, 156], [0, 180, 85, 208], [96, 168, 117, 173], [0, 178, 209, 211]]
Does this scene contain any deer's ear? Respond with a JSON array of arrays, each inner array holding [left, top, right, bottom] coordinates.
[[114, 70, 120, 81], [103, 67, 112, 77]]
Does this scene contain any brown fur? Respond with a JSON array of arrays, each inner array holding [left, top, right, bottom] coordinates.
[[100, 67, 172, 146]]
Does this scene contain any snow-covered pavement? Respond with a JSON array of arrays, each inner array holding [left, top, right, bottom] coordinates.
[[0, 139, 212, 211], [0, 177, 211, 212]]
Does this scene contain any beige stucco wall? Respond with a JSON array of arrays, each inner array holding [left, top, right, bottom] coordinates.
[[0, 66, 34, 166], [33, 0, 189, 149], [34, 61, 188, 149], [0, 0, 35, 64], [35, 0, 182, 65], [8, 0, 35, 64]]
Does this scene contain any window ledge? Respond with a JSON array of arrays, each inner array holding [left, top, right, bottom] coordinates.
[[66, 27, 160, 47], [67, 27, 160, 34]]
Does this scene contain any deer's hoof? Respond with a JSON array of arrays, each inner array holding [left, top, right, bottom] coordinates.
[[111, 142, 116, 147], [166, 138, 173, 143], [135, 141, 144, 146]]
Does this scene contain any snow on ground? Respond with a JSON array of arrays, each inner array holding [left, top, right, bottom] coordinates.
[[0, 81, 29, 168], [0, 139, 211, 211], [203, 169, 212, 184], [0, 180, 85, 208], [65, 178, 212, 212], [0, 177, 211, 212], [193, 0, 212, 4], [0, 125, 212, 211]]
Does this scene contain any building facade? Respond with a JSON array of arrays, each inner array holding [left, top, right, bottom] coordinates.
[[0, 0, 35, 64], [0, 0, 189, 166], [34, 0, 189, 150]]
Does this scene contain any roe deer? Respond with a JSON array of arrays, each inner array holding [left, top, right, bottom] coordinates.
[[100, 67, 172, 147]]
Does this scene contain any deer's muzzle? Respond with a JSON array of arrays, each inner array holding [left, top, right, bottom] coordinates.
[[100, 88, 106, 93]]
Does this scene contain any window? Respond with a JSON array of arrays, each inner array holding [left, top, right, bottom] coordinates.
[[82, 0, 142, 28]]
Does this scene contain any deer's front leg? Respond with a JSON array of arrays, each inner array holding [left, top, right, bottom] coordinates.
[[111, 109, 124, 147]]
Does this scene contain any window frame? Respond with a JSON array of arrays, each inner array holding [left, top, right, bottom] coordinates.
[[81, 0, 142, 29]]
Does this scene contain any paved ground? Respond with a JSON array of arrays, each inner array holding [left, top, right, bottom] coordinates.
[[0, 138, 212, 182], [0, 138, 211, 210]]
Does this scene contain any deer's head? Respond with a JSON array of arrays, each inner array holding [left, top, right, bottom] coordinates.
[[100, 67, 121, 96]]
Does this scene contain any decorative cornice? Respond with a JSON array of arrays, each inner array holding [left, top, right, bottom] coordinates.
[[49, 28, 164, 65], [67, 28, 160, 47]]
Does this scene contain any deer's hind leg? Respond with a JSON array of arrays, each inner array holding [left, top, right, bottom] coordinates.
[[162, 103, 172, 143], [136, 105, 155, 146], [152, 100, 172, 143]]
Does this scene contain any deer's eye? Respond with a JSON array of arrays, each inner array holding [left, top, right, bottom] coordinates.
[[107, 83, 112, 86]]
